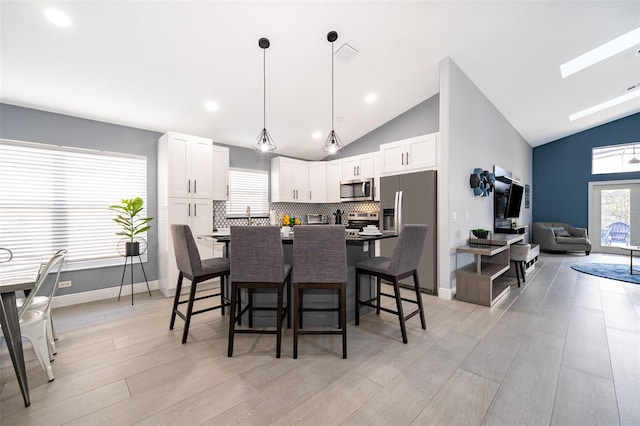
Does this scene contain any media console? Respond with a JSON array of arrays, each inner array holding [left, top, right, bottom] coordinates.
[[455, 233, 524, 306]]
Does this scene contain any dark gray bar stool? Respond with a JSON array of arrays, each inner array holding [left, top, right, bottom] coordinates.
[[292, 225, 347, 359], [355, 224, 428, 344], [170, 224, 231, 344], [228, 226, 291, 358]]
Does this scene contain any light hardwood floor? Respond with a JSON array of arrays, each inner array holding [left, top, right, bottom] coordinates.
[[1, 252, 639, 425]]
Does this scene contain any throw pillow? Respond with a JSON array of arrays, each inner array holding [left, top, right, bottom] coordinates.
[[553, 228, 571, 237]]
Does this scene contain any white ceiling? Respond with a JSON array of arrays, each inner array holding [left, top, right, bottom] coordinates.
[[1, 1, 639, 160]]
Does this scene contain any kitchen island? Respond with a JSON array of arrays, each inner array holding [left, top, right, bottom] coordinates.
[[201, 231, 397, 326]]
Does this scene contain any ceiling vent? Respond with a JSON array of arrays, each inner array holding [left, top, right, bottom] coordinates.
[[335, 43, 358, 63]]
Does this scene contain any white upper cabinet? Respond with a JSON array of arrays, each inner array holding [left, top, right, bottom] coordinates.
[[325, 159, 343, 203], [379, 133, 438, 176], [342, 153, 374, 180], [373, 151, 381, 201], [308, 162, 327, 203], [211, 145, 229, 200], [271, 157, 309, 202], [162, 132, 214, 199]]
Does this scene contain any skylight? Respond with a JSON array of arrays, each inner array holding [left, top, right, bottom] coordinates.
[[560, 27, 640, 78], [569, 89, 640, 121]]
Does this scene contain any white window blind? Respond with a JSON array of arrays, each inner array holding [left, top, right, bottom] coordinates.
[[226, 168, 269, 217], [0, 139, 147, 270]]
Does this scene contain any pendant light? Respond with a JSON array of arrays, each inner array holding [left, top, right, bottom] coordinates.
[[322, 30, 344, 155], [253, 37, 277, 153], [629, 144, 640, 164]]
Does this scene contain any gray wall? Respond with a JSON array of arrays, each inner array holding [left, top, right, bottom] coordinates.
[[439, 58, 533, 294], [326, 94, 440, 159], [0, 103, 162, 295]]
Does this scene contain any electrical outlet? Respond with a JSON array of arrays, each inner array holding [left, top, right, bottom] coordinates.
[[58, 280, 72, 288]]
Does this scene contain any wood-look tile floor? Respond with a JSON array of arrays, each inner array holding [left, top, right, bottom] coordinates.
[[1, 253, 639, 425]]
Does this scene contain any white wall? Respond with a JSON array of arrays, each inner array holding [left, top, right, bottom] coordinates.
[[438, 58, 532, 297]]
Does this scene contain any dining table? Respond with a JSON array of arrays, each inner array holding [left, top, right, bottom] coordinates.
[[0, 264, 39, 407]]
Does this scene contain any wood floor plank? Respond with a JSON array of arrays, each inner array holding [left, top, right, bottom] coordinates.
[[607, 327, 640, 425], [344, 331, 479, 425], [412, 368, 500, 425], [481, 329, 564, 425], [551, 365, 620, 425], [1, 380, 130, 425], [271, 371, 381, 425]]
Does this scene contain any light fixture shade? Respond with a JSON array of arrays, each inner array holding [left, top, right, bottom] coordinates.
[[322, 130, 344, 154], [254, 128, 277, 153], [253, 37, 276, 153]]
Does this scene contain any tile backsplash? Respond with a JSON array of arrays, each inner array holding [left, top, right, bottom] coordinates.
[[213, 201, 379, 229]]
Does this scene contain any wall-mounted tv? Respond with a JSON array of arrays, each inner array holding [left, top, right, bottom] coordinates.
[[505, 182, 524, 218]]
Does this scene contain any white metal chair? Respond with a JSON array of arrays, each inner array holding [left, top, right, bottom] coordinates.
[[18, 250, 67, 381], [17, 249, 67, 360]]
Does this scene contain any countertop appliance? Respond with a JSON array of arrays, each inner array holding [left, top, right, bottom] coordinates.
[[340, 178, 374, 202], [380, 170, 437, 295], [307, 214, 329, 225], [345, 211, 379, 237]]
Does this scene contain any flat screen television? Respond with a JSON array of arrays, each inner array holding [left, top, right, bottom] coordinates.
[[505, 182, 524, 218]]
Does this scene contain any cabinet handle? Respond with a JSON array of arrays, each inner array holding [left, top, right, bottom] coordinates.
[[194, 203, 197, 216], [293, 189, 296, 199], [194, 180, 197, 194], [309, 190, 312, 199], [188, 179, 191, 193], [406, 152, 409, 164], [226, 185, 229, 196], [358, 166, 360, 176], [401, 153, 404, 165], [188, 203, 191, 217]]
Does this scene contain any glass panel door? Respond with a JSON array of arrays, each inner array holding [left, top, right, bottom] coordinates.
[[590, 181, 640, 254]]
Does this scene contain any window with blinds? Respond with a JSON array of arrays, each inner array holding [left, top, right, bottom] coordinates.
[[0, 139, 148, 270], [225, 168, 269, 217]]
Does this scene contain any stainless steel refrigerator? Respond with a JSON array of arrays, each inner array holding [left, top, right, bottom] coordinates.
[[379, 170, 437, 294]]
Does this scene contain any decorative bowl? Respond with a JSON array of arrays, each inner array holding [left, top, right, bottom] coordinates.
[[472, 229, 489, 239]]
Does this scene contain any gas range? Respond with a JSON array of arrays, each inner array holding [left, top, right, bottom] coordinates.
[[345, 211, 379, 237]]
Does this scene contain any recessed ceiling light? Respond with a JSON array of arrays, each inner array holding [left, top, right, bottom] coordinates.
[[364, 93, 377, 104], [561, 27, 640, 78], [569, 89, 640, 121], [204, 101, 219, 111], [44, 8, 71, 27], [312, 131, 322, 139]]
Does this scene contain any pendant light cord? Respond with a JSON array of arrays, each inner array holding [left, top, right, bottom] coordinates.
[[263, 47, 266, 129], [331, 40, 335, 133]]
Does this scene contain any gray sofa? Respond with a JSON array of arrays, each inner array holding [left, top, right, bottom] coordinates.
[[533, 222, 591, 255]]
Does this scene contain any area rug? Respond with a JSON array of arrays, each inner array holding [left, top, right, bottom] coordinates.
[[571, 263, 640, 284]]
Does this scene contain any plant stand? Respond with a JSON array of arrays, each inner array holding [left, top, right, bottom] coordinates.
[[117, 238, 151, 305]]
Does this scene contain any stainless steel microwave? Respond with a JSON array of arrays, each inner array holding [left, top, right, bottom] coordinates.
[[340, 178, 374, 202]]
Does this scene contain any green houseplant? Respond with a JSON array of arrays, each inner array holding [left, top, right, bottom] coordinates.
[[109, 197, 153, 256]]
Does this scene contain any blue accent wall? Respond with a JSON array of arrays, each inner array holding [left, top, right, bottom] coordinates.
[[533, 113, 640, 228]]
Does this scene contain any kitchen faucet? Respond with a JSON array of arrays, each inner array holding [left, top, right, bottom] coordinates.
[[246, 206, 252, 226]]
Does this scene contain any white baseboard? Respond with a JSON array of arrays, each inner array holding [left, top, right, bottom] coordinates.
[[438, 287, 454, 300], [51, 280, 159, 308]]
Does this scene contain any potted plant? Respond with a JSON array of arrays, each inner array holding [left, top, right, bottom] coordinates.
[[472, 228, 489, 239], [109, 197, 153, 256]]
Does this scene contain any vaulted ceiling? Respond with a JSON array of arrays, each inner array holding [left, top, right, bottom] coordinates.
[[1, 1, 638, 160]]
